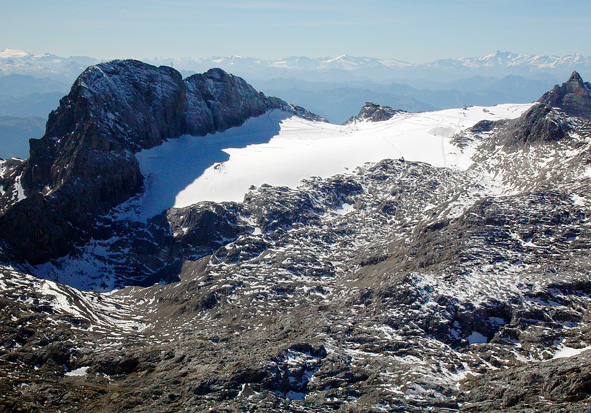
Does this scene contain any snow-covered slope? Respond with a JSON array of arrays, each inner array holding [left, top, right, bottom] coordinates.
[[136, 103, 531, 216], [31, 102, 533, 290], [1, 68, 591, 412], [0, 60, 321, 267]]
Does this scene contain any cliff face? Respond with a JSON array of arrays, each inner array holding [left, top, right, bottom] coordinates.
[[538, 70, 591, 119], [24, 61, 286, 198], [495, 71, 591, 147], [0, 60, 311, 264]]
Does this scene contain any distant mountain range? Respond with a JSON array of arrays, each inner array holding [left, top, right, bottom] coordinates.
[[0, 48, 98, 83], [0, 48, 589, 138], [147, 51, 591, 84], [2, 48, 590, 84], [252, 75, 557, 123]]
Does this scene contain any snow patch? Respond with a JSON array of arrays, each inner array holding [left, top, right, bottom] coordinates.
[[429, 126, 455, 137], [572, 194, 586, 206], [335, 202, 354, 215], [13, 174, 26, 202], [553, 346, 591, 359], [65, 366, 89, 377]]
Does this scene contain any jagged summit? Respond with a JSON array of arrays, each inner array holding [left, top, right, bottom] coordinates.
[[45, 60, 280, 153], [538, 70, 591, 118], [344, 101, 405, 124], [0, 59, 322, 264], [495, 71, 591, 146]]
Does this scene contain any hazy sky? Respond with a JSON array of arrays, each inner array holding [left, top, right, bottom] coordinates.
[[2, 0, 590, 62]]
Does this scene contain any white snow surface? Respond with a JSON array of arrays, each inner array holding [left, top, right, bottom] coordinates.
[[65, 366, 89, 377], [13, 174, 26, 202], [135, 104, 531, 219], [553, 346, 591, 359], [0, 266, 147, 334]]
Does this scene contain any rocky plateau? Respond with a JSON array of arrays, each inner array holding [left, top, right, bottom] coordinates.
[[0, 65, 590, 412]]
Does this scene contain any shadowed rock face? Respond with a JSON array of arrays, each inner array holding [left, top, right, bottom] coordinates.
[[502, 103, 569, 146], [538, 71, 591, 119], [24, 61, 286, 198], [497, 71, 591, 147], [0, 60, 318, 264]]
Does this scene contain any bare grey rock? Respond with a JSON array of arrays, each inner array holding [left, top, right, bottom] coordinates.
[[344, 101, 405, 124], [538, 71, 591, 119], [0, 69, 590, 412]]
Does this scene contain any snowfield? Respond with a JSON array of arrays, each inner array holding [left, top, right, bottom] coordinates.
[[136, 104, 531, 218]]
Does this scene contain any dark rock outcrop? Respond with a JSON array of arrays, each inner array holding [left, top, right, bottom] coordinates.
[[344, 102, 405, 124], [166, 202, 249, 254], [23, 61, 289, 199], [459, 351, 591, 411], [538, 71, 591, 119], [502, 103, 569, 146], [0, 60, 320, 264], [500, 71, 591, 147], [452, 71, 591, 149]]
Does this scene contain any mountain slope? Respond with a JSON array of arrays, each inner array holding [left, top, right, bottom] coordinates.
[[256, 85, 434, 123], [0, 92, 64, 118], [252, 75, 556, 123], [0, 60, 322, 267], [0, 74, 68, 97], [0, 69, 590, 411]]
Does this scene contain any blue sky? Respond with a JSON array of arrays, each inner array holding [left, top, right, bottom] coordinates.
[[1, 0, 590, 62]]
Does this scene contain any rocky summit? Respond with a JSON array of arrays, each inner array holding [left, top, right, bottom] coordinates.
[[0, 66, 591, 412], [344, 101, 405, 124], [0, 60, 324, 266], [538, 71, 591, 119]]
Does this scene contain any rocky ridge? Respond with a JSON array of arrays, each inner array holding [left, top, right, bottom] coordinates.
[[0, 71, 590, 411], [0, 60, 325, 266], [453, 71, 591, 150], [344, 101, 405, 124], [539, 71, 591, 119]]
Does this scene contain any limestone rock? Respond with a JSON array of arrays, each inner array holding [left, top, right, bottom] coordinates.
[[344, 101, 405, 124], [0, 60, 319, 264], [538, 71, 591, 119]]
